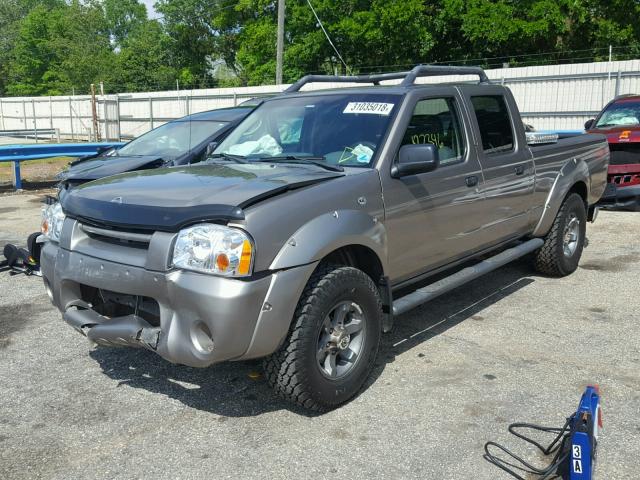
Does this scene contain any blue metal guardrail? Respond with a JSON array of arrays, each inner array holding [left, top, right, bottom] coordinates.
[[0, 142, 124, 189]]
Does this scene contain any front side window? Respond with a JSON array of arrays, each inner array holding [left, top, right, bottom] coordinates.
[[595, 100, 640, 128], [471, 95, 514, 154], [117, 120, 227, 160], [401, 97, 465, 165], [215, 93, 400, 167]]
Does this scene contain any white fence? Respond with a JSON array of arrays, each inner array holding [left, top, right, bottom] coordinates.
[[1, 59, 639, 141]]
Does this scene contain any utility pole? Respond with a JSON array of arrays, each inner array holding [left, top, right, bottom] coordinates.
[[275, 0, 285, 84], [90, 83, 101, 142]]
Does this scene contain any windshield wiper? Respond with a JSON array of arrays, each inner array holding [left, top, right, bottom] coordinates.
[[256, 156, 344, 172], [206, 153, 249, 164]]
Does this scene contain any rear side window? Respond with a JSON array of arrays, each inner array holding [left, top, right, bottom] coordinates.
[[401, 97, 465, 165], [471, 96, 514, 154]]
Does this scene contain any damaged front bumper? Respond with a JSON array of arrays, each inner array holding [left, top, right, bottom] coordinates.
[[41, 230, 316, 368], [63, 304, 162, 351]]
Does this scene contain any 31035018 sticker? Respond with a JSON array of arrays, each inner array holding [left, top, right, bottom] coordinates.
[[343, 102, 394, 116]]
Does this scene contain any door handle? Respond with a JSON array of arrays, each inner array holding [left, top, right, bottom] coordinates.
[[465, 175, 478, 187], [514, 165, 525, 175]]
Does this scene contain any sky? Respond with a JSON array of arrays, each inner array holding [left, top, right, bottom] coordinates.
[[141, 0, 160, 19]]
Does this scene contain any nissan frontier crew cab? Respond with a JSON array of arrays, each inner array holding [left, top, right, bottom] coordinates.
[[40, 66, 609, 411]]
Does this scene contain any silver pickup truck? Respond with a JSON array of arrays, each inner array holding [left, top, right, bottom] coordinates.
[[40, 66, 609, 411]]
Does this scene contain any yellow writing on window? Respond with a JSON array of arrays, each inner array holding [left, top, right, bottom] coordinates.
[[411, 133, 443, 147]]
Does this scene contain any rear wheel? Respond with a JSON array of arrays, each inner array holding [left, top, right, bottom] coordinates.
[[534, 193, 587, 276], [264, 264, 382, 411]]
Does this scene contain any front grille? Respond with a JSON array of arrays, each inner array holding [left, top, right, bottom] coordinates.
[[609, 173, 640, 187], [80, 223, 152, 249]]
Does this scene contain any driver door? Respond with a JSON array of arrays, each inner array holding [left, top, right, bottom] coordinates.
[[381, 91, 488, 285]]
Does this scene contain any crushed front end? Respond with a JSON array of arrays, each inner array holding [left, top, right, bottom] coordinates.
[[40, 215, 314, 368]]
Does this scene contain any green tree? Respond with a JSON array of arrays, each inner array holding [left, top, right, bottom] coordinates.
[[114, 20, 179, 91], [7, 1, 115, 96], [155, 0, 244, 87], [102, 0, 148, 46], [432, 0, 640, 66], [156, 0, 436, 86], [3, 0, 640, 95], [0, 1, 24, 95]]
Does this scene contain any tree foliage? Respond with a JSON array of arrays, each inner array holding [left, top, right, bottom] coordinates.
[[1, 0, 180, 95], [2, 0, 640, 96]]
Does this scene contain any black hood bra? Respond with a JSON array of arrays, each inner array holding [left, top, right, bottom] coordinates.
[[61, 163, 344, 231]]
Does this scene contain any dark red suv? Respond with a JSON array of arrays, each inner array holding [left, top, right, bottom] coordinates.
[[586, 94, 640, 210]]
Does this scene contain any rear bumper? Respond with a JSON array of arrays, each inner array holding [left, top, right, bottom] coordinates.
[[41, 241, 316, 367]]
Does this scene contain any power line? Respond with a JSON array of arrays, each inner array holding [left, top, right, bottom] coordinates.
[[351, 46, 640, 71], [305, 0, 350, 74], [301, 51, 640, 76]]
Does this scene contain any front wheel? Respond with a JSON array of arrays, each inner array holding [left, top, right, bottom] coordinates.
[[264, 265, 382, 411], [534, 193, 587, 276]]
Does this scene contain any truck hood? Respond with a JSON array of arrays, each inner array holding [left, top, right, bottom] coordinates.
[[58, 155, 167, 182], [61, 163, 344, 231]]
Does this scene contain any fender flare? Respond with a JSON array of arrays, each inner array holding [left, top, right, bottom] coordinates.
[[268, 209, 388, 272], [240, 211, 388, 359], [532, 157, 590, 237]]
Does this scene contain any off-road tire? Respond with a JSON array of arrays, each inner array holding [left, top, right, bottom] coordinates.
[[264, 264, 382, 412], [534, 193, 587, 276]]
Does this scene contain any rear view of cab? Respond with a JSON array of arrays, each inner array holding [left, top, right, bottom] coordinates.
[[586, 94, 640, 210]]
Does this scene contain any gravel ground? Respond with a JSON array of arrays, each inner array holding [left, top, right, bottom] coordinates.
[[1, 192, 639, 480]]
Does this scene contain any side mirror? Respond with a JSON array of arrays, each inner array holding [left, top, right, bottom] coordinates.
[[391, 144, 439, 178], [205, 141, 218, 157], [584, 119, 595, 130]]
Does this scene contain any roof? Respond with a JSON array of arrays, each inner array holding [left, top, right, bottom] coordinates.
[[284, 65, 489, 93], [261, 66, 493, 101], [278, 86, 411, 98], [613, 94, 640, 103], [263, 82, 499, 103]]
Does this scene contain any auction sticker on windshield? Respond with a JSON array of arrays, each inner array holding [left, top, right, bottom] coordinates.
[[343, 102, 394, 115]]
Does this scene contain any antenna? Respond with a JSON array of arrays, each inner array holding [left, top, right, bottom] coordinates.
[[306, 0, 350, 74]]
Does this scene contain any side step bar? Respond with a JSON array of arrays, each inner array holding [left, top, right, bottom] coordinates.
[[392, 238, 544, 316]]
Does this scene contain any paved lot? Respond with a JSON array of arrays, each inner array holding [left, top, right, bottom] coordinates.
[[1, 192, 639, 479]]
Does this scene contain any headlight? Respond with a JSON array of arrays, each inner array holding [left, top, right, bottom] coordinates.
[[41, 202, 66, 242], [172, 224, 254, 277]]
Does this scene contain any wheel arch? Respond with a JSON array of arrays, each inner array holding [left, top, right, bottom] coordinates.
[[321, 244, 384, 283], [568, 180, 588, 208], [532, 158, 590, 237]]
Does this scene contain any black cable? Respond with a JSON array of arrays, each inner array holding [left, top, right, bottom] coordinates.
[[483, 416, 575, 479], [509, 420, 571, 455]]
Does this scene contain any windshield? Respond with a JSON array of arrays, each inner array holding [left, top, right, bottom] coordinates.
[[595, 101, 640, 128], [214, 93, 400, 167], [117, 120, 228, 159]]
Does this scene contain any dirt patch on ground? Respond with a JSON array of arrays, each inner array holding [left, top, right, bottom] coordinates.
[[0, 296, 51, 348], [580, 253, 640, 272], [0, 157, 70, 187]]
